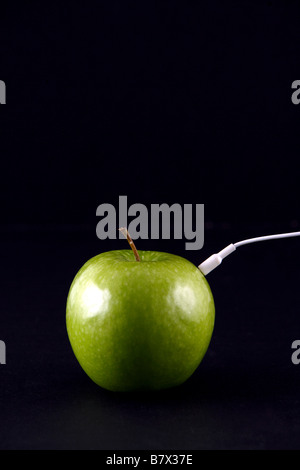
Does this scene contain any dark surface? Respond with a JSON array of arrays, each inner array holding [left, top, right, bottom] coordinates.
[[1, 0, 300, 450]]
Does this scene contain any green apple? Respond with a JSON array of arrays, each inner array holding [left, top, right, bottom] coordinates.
[[66, 247, 215, 392]]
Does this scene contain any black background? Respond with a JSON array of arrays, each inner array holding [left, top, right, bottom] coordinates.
[[1, 0, 300, 451]]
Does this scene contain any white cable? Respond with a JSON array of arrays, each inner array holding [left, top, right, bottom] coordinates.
[[234, 231, 300, 247], [198, 231, 300, 276]]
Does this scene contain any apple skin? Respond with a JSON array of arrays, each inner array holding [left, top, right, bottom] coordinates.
[[66, 250, 215, 392]]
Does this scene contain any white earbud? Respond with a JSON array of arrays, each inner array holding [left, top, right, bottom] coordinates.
[[198, 231, 300, 276]]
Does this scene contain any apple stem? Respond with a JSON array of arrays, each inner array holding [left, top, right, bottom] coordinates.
[[119, 227, 140, 262]]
